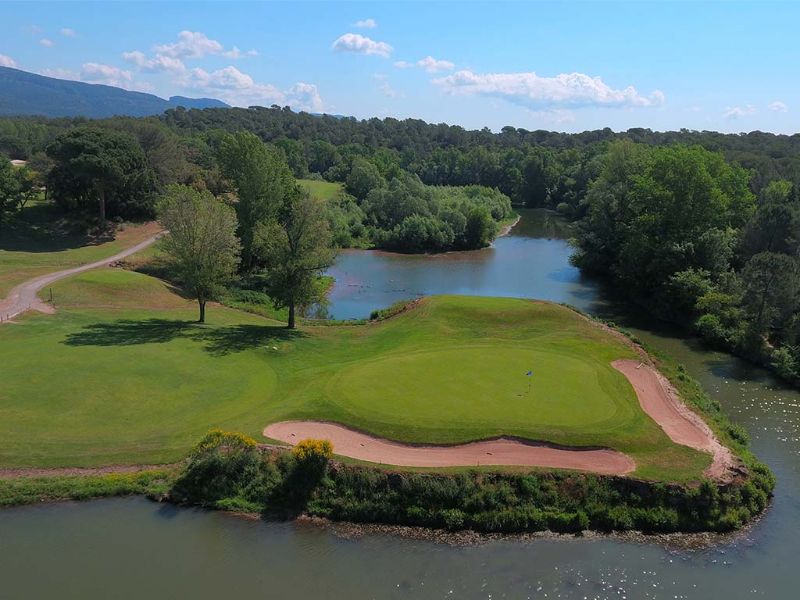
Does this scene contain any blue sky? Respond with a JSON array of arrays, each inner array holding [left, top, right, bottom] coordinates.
[[1, 1, 798, 133]]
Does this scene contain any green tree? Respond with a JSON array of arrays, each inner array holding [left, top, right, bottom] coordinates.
[[741, 180, 798, 256], [0, 157, 36, 227], [216, 132, 296, 270], [345, 157, 384, 200], [256, 188, 336, 329], [741, 252, 800, 332], [464, 205, 497, 248], [156, 185, 241, 323], [46, 127, 155, 222], [574, 142, 754, 301]]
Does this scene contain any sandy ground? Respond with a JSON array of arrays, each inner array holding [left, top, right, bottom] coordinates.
[[264, 421, 636, 475], [0, 233, 161, 323], [612, 359, 738, 481]]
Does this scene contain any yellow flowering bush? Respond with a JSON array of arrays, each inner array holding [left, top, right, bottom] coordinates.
[[192, 429, 257, 456], [291, 438, 333, 462]]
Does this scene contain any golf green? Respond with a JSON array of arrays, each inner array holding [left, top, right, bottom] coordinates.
[[329, 346, 630, 431]]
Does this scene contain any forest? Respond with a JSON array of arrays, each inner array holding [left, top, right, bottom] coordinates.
[[2, 106, 800, 382]]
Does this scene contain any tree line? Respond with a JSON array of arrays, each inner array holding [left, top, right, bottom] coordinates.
[[572, 140, 800, 383]]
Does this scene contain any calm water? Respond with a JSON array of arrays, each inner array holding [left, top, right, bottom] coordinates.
[[2, 209, 799, 599]]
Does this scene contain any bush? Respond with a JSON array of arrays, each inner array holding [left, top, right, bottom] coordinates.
[[291, 438, 333, 463]]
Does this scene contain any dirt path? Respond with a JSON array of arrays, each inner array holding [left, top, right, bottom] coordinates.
[[612, 359, 739, 481], [0, 233, 161, 323], [263, 421, 636, 475]]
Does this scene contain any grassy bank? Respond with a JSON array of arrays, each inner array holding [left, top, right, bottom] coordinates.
[[0, 469, 175, 506]]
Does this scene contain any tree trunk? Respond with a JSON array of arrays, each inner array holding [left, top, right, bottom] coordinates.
[[198, 299, 206, 323], [288, 301, 296, 329], [99, 188, 106, 223]]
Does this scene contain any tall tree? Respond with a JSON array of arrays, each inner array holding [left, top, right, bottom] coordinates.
[[256, 187, 336, 329], [0, 157, 36, 227], [46, 127, 155, 222], [216, 131, 296, 270], [156, 185, 241, 323], [741, 180, 798, 257], [742, 252, 800, 332]]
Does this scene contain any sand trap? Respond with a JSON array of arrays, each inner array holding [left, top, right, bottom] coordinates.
[[264, 421, 636, 475], [612, 359, 737, 481]]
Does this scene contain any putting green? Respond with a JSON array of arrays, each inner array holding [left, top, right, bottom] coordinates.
[[330, 346, 631, 431]]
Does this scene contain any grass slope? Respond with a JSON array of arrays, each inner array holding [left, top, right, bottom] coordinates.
[[0, 269, 708, 480], [0, 200, 159, 296]]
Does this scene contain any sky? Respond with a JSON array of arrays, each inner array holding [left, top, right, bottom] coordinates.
[[1, 1, 798, 134]]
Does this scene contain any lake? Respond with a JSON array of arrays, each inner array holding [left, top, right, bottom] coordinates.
[[1, 209, 798, 599]]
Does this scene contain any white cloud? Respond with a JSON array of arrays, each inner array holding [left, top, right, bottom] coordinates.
[[39, 67, 77, 79], [186, 65, 324, 112], [393, 60, 413, 69], [287, 82, 324, 112], [39, 38, 54, 48], [769, 100, 788, 113], [0, 54, 16, 68], [374, 74, 400, 98], [60, 28, 77, 37], [189, 65, 259, 90], [530, 108, 576, 125], [434, 70, 665, 110], [332, 33, 392, 58], [724, 105, 757, 119], [155, 30, 224, 59], [124, 31, 256, 77], [354, 18, 377, 29], [416, 56, 454, 73], [123, 50, 186, 73], [80, 62, 135, 88], [41, 62, 150, 92]]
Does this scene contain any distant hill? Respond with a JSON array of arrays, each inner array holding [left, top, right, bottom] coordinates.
[[0, 66, 228, 118]]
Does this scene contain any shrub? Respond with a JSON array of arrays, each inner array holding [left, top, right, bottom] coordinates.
[[292, 438, 333, 463], [190, 429, 257, 457]]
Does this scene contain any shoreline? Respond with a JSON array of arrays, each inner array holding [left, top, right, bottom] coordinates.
[[496, 213, 522, 238]]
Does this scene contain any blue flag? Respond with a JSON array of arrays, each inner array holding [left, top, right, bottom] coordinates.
[[526, 370, 532, 377]]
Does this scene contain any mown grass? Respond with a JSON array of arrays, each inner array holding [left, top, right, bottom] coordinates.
[[0, 268, 708, 481], [0, 199, 160, 296], [298, 178, 344, 201]]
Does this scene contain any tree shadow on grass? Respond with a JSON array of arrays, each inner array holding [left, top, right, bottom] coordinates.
[[1, 203, 114, 253], [62, 318, 304, 356], [63, 319, 193, 346], [195, 324, 303, 356]]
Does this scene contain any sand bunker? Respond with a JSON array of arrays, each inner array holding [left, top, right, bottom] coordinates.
[[612, 359, 737, 481], [264, 421, 636, 475]]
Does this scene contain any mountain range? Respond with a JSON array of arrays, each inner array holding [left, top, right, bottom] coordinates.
[[0, 66, 229, 118]]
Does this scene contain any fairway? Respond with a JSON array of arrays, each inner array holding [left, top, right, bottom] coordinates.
[[0, 270, 710, 480]]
